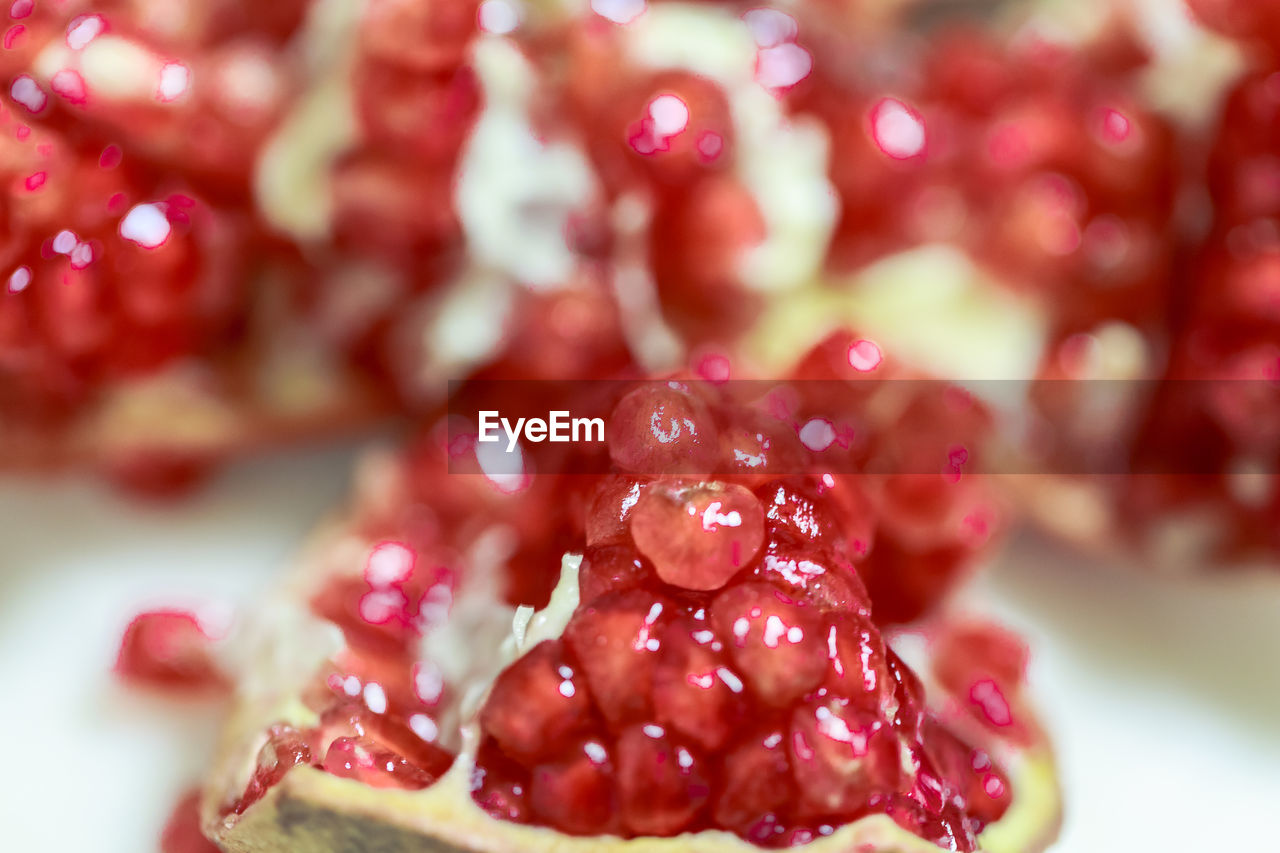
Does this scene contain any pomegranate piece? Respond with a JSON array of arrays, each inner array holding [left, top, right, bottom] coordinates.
[[614, 724, 711, 836], [322, 736, 440, 790], [606, 383, 720, 475], [528, 740, 619, 836], [651, 617, 747, 751], [630, 480, 765, 591], [709, 582, 828, 706], [562, 589, 670, 727], [160, 790, 219, 853], [789, 695, 906, 817], [114, 610, 226, 691], [310, 577, 421, 657], [478, 640, 594, 762]]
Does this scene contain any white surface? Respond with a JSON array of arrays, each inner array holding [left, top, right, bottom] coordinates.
[[1, 449, 1278, 851]]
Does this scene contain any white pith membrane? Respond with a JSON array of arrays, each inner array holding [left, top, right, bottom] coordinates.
[[203, 457, 1060, 853]]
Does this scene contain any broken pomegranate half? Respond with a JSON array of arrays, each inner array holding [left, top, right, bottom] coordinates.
[[198, 379, 1057, 853]]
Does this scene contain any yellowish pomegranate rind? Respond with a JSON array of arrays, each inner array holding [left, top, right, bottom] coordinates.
[[207, 748, 1057, 853]]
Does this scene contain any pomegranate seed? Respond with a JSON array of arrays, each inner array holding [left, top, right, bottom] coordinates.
[[615, 724, 711, 836], [713, 730, 796, 842], [563, 589, 670, 727], [824, 615, 894, 711], [528, 740, 619, 835], [576, 545, 652, 604], [934, 622, 1034, 744], [322, 736, 440, 790], [758, 479, 845, 550], [471, 739, 532, 823], [882, 793, 978, 853], [709, 582, 828, 706], [160, 790, 218, 853], [630, 480, 765, 591], [789, 696, 906, 817], [584, 476, 648, 547], [888, 649, 927, 738], [753, 544, 871, 614], [717, 412, 805, 485], [923, 719, 1012, 828], [652, 617, 746, 751], [478, 640, 594, 762], [606, 384, 719, 475], [114, 610, 226, 691], [310, 576, 421, 657]]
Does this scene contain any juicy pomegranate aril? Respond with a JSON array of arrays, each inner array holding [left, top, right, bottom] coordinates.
[[115, 609, 228, 691]]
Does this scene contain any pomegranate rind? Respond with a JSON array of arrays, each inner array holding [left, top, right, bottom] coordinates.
[[205, 747, 1058, 853]]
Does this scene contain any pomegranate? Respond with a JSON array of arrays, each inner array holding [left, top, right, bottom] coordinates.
[[1, 1, 305, 197], [197, 373, 1056, 853]]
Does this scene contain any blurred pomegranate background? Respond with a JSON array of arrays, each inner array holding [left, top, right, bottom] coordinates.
[[1, 0, 1279, 851]]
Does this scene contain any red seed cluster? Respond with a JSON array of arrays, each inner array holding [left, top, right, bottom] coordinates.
[[469, 381, 1011, 849], [796, 26, 1178, 352], [0, 109, 246, 422], [1122, 34, 1280, 558], [221, 373, 1006, 847]]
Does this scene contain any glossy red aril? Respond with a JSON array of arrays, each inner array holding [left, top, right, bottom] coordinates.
[[478, 640, 594, 762], [630, 480, 765, 590], [576, 544, 651, 603], [528, 740, 618, 836], [709, 582, 827, 706], [322, 736, 440, 790], [648, 175, 767, 345], [607, 383, 720, 475], [615, 724, 711, 836], [652, 617, 747, 750], [471, 739, 532, 824], [714, 730, 796, 843], [753, 545, 870, 614], [789, 695, 906, 817], [583, 477, 647, 548], [824, 614, 894, 705], [114, 609, 226, 691], [563, 589, 670, 727], [759, 477, 874, 561], [922, 719, 1012, 828]]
